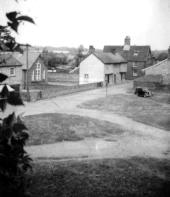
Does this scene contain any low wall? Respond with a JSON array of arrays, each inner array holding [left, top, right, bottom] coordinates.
[[133, 81, 170, 92], [22, 82, 103, 101], [48, 72, 79, 83], [41, 82, 103, 99], [21, 90, 42, 102]]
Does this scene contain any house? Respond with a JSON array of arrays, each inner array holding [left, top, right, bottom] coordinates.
[[79, 50, 127, 85], [14, 51, 48, 89], [0, 52, 22, 91], [103, 36, 153, 80]]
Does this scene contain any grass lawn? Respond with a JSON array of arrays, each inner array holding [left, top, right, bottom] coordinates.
[[80, 94, 170, 131], [28, 157, 170, 197], [24, 113, 125, 146]]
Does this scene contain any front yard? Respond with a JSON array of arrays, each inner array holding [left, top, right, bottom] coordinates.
[[28, 157, 170, 197], [80, 93, 170, 131], [24, 113, 125, 145]]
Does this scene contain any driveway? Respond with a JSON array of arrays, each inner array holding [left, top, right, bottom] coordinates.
[[15, 82, 170, 160]]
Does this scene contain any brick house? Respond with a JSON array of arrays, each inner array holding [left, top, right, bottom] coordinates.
[[14, 51, 48, 89], [0, 52, 22, 90], [79, 51, 127, 85], [103, 36, 153, 80]]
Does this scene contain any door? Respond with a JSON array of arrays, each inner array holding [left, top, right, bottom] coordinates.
[[114, 74, 116, 84], [105, 74, 109, 84], [23, 70, 27, 89]]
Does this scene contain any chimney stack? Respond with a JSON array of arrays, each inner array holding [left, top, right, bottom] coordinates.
[[89, 45, 95, 54], [123, 36, 131, 51], [168, 46, 170, 60]]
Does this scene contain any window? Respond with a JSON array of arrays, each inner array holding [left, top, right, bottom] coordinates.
[[84, 74, 89, 79], [132, 63, 138, 77], [35, 62, 41, 81], [32, 70, 35, 81], [134, 50, 139, 56], [9, 67, 15, 76]]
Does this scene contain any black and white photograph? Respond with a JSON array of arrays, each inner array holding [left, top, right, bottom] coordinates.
[[0, 0, 170, 196]]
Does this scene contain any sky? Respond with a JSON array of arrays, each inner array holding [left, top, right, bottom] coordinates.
[[0, 0, 170, 50]]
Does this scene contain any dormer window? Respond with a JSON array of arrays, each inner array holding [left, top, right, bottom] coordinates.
[[134, 50, 139, 56]]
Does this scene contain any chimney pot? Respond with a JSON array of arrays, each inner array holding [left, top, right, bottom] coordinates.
[[89, 45, 95, 54]]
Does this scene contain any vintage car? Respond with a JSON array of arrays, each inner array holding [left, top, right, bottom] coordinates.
[[134, 87, 152, 97]]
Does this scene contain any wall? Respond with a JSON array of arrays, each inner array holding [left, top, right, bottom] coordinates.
[[48, 72, 79, 83], [133, 81, 170, 92], [22, 82, 102, 101], [144, 59, 170, 84], [0, 66, 22, 86], [79, 54, 104, 84], [120, 63, 127, 72], [28, 57, 48, 83], [22, 57, 48, 89], [126, 61, 145, 80], [21, 90, 42, 102]]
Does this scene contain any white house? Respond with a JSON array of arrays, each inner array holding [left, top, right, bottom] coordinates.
[[79, 52, 127, 85]]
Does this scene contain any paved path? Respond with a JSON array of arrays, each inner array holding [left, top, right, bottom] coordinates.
[[14, 82, 170, 160]]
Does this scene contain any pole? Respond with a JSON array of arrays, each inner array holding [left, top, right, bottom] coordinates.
[[105, 81, 108, 97], [26, 44, 30, 101]]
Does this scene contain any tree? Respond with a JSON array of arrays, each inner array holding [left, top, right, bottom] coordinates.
[[0, 1, 34, 196], [75, 45, 85, 67], [157, 52, 168, 61]]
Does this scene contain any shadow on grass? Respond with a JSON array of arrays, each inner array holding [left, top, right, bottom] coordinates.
[[28, 157, 170, 197]]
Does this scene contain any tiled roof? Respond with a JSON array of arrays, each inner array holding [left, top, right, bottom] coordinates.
[[0, 53, 22, 67], [13, 51, 41, 69], [103, 45, 151, 62], [93, 52, 127, 64]]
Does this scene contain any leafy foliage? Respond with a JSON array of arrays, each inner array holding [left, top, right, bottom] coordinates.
[[6, 11, 35, 32], [0, 10, 34, 52], [41, 50, 68, 69], [0, 2, 33, 196], [157, 52, 168, 61], [0, 73, 8, 83], [0, 74, 32, 197]]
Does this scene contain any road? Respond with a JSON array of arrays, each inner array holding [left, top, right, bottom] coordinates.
[[15, 82, 170, 160]]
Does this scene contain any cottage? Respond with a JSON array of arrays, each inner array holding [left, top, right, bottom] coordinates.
[[14, 51, 48, 89], [103, 36, 153, 80], [0, 52, 22, 90], [79, 51, 127, 85]]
